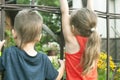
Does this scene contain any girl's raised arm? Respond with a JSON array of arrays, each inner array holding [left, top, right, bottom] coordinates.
[[59, 0, 75, 43], [87, 0, 94, 11], [59, 0, 69, 14]]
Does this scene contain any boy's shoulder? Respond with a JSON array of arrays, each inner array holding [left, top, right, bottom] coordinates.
[[3, 46, 49, 60], [3, 46, 16, 54]]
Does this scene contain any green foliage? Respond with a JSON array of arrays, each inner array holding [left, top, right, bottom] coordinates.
[[17, 0, 60, 6], [114, 63, 120, 80], [37, 0, 61, 46], [38, 0, 59, 6], [17, 0, 30, 4], [98, 69, 106, 80], [5, 30, 15, 47], [50, 57, 59, 69]]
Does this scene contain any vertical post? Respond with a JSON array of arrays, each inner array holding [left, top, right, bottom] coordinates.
[[59, 33, 64, 60], [30, 0, 35, 5], [58, 12, 64, 80], [82, 0, 87, 7], [106, 0, 110, 80], [32, 0, 35, 5], [0, 0, 5, 41], [30, 0, 32, 5], [30, 0, 36, 8], [113, 0, 117, 62], [0, 0, 5, 80], [59, 14, 64, 60]]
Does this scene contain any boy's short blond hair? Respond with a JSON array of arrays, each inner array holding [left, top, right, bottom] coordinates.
[[14, 9, 43, 47]]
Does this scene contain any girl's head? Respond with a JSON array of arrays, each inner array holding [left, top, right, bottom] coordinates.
[[71, 8, 101, 75], [70, 8, 97, 37], [13, 9, 43, 48]]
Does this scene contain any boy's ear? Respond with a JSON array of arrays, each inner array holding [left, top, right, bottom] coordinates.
[[38, 34, 42, 41], [36, 34, 42, 42], [12, 29, 17, 39]]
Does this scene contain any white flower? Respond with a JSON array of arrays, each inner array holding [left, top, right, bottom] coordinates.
[[42, 42, 60, 51]]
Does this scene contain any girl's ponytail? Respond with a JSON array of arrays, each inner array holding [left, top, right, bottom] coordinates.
[[82, 31, 101, 75], [70, 8, 100, 75]]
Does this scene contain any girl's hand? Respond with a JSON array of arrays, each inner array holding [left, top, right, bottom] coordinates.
[[0, 40, 5, 51], [58, 59, 65, 66]]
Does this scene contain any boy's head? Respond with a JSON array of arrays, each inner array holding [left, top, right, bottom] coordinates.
[[13, 9, 43, 47], [70, 8, 97, 37]]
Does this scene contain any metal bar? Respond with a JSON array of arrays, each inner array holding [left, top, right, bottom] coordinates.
[[82, 0, 87, 7], [106, 0, 110, 79], [0, 9, 119, 19], [0, 8, 119, 17], [95, 10, 120, 15], [32, 0, 35, 5], [59, 12, 64, 60], [113, 0, 117, 62], [4, 4, 60, 9], [0, 0, 5, 79], [0, 4, 120, 16], [98, 16, 107, 19], [0, 0, 5, 40]]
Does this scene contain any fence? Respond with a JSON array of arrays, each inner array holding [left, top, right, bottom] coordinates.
[[0, 0, 120, 80], [101, 38, 120, 62]]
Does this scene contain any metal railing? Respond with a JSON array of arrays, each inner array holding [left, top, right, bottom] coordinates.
[[0, 0, 120, 80]]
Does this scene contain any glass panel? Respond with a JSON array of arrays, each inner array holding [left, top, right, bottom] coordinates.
[[97, 17, 106, 38], [94, 0, 106, 12]]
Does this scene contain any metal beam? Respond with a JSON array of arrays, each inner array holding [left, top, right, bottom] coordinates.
[[82, 0, 87, 7], [106, 0, 110, 79]]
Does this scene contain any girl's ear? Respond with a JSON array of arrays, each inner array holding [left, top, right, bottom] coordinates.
[[71, 25, 79, 35], [12, 29, 17, 39]]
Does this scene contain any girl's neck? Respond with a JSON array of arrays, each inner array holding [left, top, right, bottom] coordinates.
[[22, 42, 37, 57]]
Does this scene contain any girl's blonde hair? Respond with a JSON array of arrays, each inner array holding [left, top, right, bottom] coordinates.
[[70, 8, 101, 75], [14, 9, 43, 48]]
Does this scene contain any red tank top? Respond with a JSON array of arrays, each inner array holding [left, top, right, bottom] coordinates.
[[65, 35, 98, 80]]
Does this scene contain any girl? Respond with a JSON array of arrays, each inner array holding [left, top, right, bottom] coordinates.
[[0, 9, 65, 80], [59, 0, 101, 80]]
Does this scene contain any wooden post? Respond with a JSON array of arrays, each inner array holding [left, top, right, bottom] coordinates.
[[0, 0, 5, 41], [0, 1, 5, 80]]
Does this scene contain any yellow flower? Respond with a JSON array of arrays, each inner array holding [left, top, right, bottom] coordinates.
[[99, 52, 107, 60], [109, 56, 112, 60], [110, 60, 116, 70], [97, 52, 116, 71]]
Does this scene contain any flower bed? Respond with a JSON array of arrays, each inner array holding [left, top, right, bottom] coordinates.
[[97, 52, 120, 80]]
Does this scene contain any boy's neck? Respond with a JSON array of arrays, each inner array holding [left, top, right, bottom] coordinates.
[[22, 42, 37, 57]]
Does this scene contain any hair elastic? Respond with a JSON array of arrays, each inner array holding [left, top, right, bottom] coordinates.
[[91, 28, 96, 32]]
